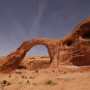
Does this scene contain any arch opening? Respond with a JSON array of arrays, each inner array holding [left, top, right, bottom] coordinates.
[[18, 45, 50, 70], [26, 45, 49, 56]]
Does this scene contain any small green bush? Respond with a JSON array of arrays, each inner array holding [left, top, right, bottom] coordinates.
[[7, 82, 11, 86], [9, 75, 11, 78], [45, 80, 57, 85], [22, 76, 24, 78], [64, 71, 66, 74], [3, 80, 7, 85], [27, 80, 30, 84], [52, 70, 54, 72], [35, 69, 38, 73]]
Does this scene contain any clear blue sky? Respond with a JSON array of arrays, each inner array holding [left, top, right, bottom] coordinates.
[[0, 0, 90, 56]]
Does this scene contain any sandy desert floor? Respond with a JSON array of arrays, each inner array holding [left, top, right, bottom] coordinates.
[[0, 56, 90, 90]]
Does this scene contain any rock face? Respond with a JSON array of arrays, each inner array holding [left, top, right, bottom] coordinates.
[[0, 16, 90, 72]]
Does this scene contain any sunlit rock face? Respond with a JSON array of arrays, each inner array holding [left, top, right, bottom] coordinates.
[[0, 16, 90, 72], [58, 16, 90, 66]]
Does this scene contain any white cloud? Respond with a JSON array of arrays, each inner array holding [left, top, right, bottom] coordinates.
[[29, 0, 48, 55], [29, 0, 47, 38]]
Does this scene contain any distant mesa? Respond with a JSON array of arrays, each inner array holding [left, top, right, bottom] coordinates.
[[0, 16, 90, 72]]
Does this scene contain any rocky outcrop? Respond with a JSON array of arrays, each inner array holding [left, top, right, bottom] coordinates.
[[0, 16, 90, 72]]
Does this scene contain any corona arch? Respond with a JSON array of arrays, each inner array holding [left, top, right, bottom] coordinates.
[[0, 38, 58, 72], [0, 16, 90, 72]]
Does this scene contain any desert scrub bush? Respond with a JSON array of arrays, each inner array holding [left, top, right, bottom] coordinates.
[[1, 80, 11, 87], [21, 76, 27, 79], [2, 80, 7, 85], [45, 80, 57, 85], [35, 69, 38, 73], [52, 70, 54, 72], [22, 76, 24, 78], [30, 76, 36, 79], [32, 83, 37, 85], [9, 75, 11, 78], [27, 80, 30, 84], [7, 82, 11, 86], [25, 76, 27, 79], [64, 71, 66, 74]]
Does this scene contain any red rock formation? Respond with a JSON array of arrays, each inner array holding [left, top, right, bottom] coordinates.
[[0, 16, 90, 72], [0, 38, 57, 72]]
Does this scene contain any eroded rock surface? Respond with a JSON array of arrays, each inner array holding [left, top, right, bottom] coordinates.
[[0, 16, 90, 72]]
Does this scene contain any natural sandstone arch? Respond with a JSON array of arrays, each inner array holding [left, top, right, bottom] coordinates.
[[23, 43, 51, 69], [0, 38, 58, 72], [1, 16, 90, 72], [22, 45, 51, 70]]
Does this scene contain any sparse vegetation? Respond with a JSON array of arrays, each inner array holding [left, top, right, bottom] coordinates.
[[9, 75, 11, 78], [30, 76, 32, 79], [0, 80, 11, 87], [22, 76, 24, 78], [25, 76, 27, 79], [64, 71, 66, 74], [21, 76, 27, 79], [27, 80, 30, 84], [32, 83, 37, 85], [35, 69, 38, 73], [52, 70, 54, 72], [7, 82, 11, 86], [30, 76, 35, 79], [45, 80, 57, 85], [2, 80, 7, 85]]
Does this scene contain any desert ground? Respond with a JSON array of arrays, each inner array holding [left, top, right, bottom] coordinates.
[[0, 55, 90, 90]]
